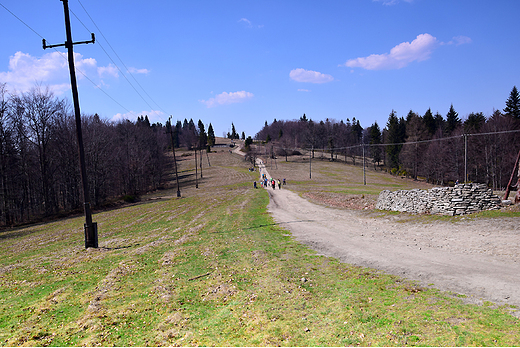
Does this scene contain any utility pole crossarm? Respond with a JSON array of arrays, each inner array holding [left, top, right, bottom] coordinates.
[[43, 33, 95, 50]]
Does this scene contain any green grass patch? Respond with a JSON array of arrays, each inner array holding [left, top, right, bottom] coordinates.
[[471, 209, 520, 218], [1, 153, 519, 346]]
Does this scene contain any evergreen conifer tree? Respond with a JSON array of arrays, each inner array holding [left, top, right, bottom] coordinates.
[[503, 85, 520, 120], [445, 104, 461, 135], [423, 108, 436, 135], [369, 121, 382, 168], [198, 120, 207, 149], [434, 112, 445, 135], [207, 123, 215, 147], [385, 110, 405, 170], [174, 121, 181, 148], [351, 119, 363, 143], [464, 112, 486, 133], [231, 123, 239, 139]]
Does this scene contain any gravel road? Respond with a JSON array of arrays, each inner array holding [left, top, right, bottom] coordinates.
[[257, 161, 520, 316]]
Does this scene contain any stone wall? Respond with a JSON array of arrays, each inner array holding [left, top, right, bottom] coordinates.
[[376, 183, 501, 216]]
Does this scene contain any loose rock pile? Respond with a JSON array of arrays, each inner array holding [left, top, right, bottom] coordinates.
[[376, 183, 502, 216]]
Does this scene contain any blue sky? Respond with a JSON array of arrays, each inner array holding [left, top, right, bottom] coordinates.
[[1, 0, 519, 138]]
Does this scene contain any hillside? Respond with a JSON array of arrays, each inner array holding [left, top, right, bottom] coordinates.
[[0, 147, 519, 346]]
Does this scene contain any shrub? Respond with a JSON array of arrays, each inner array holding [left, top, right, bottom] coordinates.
[[122, 195, 138, 203]]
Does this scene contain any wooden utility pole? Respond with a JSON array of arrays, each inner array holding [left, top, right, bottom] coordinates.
[[309, 146, 312, 179], [167, 117, 181, 197], [43, 0, 97, 248], [194, 146, 198, 189], [503, 149, 520, 202], [199, 148, 203, 178], [464, 134, 468, 183], [363, 145, 366, 185]]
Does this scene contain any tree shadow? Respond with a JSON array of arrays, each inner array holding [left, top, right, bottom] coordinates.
[[211, 219, 316, 234], [0, 228, 39, 241]]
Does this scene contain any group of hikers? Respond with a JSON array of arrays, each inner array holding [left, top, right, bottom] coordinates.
[[254, 173, 286, 190]]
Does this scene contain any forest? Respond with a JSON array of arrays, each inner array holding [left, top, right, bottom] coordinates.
[[0, 84, 215, 227], [255, 86, 520, 190]]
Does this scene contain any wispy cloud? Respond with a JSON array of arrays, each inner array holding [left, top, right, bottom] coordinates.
[[289, 68, 334, 83], [447, 35, 472, 46], [238, 18, 252, 28], [238, 17, 263, 29], [298, 89, 311, 92], [373, 0, 414, 5], [99, 65, 149, 79], [128, 67, 150, 74], [342, 33, 439, 70], [200, 91, 254, 108]]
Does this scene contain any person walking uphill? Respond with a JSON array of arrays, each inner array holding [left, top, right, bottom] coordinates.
[[278, 179, 281, 189]]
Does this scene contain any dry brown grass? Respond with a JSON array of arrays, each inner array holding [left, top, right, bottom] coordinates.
[[257, 150, 435, 210]]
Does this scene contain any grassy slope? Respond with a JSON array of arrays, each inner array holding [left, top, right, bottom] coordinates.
[[0, 150, 519, 346], [265, 153, 520, 218]]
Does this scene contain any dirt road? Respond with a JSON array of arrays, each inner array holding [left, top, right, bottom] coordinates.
[[257, 160, 520, 315]]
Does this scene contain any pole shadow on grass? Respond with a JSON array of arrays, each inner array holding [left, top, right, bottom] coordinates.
[[94, 244, 138, 251]]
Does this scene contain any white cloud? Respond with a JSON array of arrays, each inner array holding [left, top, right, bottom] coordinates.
[[0, 51, 68, 93], [0, 51, 122, 94], [298, 89, 311, 92], [289, 68, 334, 83], [448, 35, 472, 46], [76, 57, 97, 71], [98, 65, 150, 80], [200, 91, 254, 108], [111, 109, 164, 123], [238, 18, 252, 28], [98, 64, 118, 78], [128, 67, 150, 74], [343, 33, 438, 70]]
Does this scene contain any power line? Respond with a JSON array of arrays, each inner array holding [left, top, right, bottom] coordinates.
[[274, 128, 520, 153], [73, 0, 170, 120], [0, 1, 138, 120], [372, 128, 520, 148], [68, 7, 156, 113], [0, 2, 44, 39]]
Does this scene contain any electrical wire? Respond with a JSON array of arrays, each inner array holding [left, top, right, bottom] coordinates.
[[0, 1, 138, 119], [74, 0, 170, 119], [69, 7, 156, 112], [274, 128, 520, 153], [0, 2, 44, 39]]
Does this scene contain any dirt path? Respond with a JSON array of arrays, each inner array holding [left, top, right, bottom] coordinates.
[[256, 160, 520, 315]]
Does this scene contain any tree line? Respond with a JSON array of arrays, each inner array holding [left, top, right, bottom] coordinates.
[[167, 117, 216, 151], [0, 83, 223, 227], [0, 86, 145, 226], [255, 86, 520, 189]]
